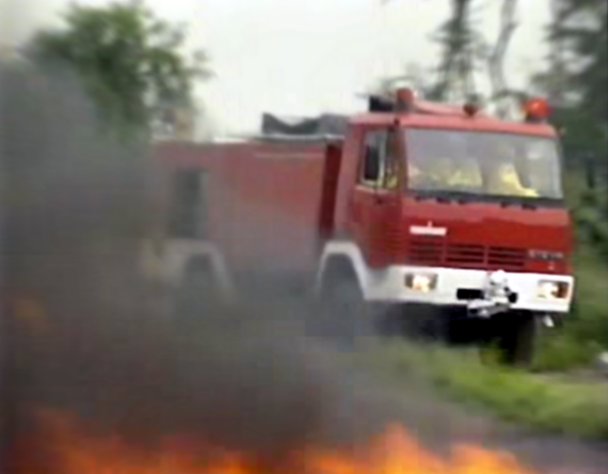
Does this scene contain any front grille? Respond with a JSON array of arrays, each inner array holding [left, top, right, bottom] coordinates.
[[406, 237, 527, 270], [488, 246, 526, 270], [408, 237, 443, 265], [446, 244, 485, 266]]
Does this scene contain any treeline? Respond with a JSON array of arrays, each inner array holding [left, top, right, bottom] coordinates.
[[532, 0, 607, 257]]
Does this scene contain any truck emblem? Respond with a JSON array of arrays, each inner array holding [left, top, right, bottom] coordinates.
[[409, 223, 447, 237]]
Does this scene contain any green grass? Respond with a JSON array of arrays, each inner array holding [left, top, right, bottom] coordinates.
[[533, 334, 603, 372], [532, 172, 608, 371], [370, 343, 608, 440], [532, 250, 608, 371], [572, 251, 608, 345]]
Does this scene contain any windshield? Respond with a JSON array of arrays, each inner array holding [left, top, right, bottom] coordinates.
[[406, 130, 564, 200]]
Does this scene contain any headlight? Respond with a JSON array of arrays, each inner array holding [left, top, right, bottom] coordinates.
[[537, 280, 570, 300], [405, 273, 438, 293]]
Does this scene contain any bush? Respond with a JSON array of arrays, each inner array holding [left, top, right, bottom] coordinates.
[[553, 171, 608, 370], [572, 252, 608, 345], [531, 250, 608, 371], [533, 334, 602, 372]]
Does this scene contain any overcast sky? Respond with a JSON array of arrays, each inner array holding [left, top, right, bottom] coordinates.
[[1, 0, 552, 136]]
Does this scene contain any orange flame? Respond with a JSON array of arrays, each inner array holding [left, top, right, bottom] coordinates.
[[14, 411, 537, 474]]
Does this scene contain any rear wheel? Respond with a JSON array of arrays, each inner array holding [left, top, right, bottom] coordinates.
[[174, 258, 221, 327]]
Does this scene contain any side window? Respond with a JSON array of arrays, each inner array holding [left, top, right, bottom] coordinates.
[[169, 170, 208, 239], [360, 130, 387, 186]]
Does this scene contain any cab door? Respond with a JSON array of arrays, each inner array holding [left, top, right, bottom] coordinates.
[[350, 128, 403, 268]]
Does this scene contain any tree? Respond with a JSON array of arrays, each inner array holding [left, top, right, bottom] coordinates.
[[488, 0, 520, 117], [383, 0, 522, 110], [27, 1, 210, 137], [534, 0, 607, 215], [554, 0, 607, 125], [429, 0, 485, 101], [535, 0, 608, 232], [535, 0, 607, 149]]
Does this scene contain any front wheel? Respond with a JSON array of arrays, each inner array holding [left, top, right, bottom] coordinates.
[[481, 312, 539, 368], [315, 274, 372, 345]]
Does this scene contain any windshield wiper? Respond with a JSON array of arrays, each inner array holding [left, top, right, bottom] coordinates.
[[414, 190, 546, 209], [414, 193, 454, 204], [414, 190, 475, 204], [499, 199, 538, 210]]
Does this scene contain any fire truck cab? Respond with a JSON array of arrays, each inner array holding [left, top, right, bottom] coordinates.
[[148, 90, 574, 366]]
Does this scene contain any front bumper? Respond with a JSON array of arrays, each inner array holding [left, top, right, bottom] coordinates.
[[362, 265, 574, 314]]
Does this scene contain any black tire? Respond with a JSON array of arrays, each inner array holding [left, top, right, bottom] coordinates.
[[375, 305, 408, 338], [174, 259, 221, 326], [315, 266, 370, 344], [481, 312, 538, 368]]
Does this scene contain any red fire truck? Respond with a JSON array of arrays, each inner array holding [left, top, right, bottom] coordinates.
[[146, 90, 574, 365]]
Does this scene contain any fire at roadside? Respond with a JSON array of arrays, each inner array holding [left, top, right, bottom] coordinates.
[[0, 61, 549, 474]]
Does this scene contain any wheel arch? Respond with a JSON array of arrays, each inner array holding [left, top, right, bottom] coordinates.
[[315, 241, 368, 298], [144, 239, 236, 299]]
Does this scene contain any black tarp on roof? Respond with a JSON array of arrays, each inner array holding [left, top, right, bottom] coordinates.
[[261, 113, 348, 137]]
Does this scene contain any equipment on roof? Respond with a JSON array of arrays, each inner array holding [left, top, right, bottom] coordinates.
[[261, 113, 348, 137]]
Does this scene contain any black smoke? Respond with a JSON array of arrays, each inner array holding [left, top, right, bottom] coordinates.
[[0, 60, 394, 473]]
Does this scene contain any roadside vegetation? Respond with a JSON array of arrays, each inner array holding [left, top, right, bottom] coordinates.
[[534, 248, 608, 372], [533, 172, 608, 372], [368, 343, 608, 440]]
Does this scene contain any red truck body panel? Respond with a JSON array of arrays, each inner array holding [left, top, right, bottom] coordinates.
[[155, 141, 338, 274]]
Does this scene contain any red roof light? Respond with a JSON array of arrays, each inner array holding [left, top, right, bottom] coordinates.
[[463, 94, 483, 117], [463, 103, 480, 117], [524, 98, 551, 122]]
